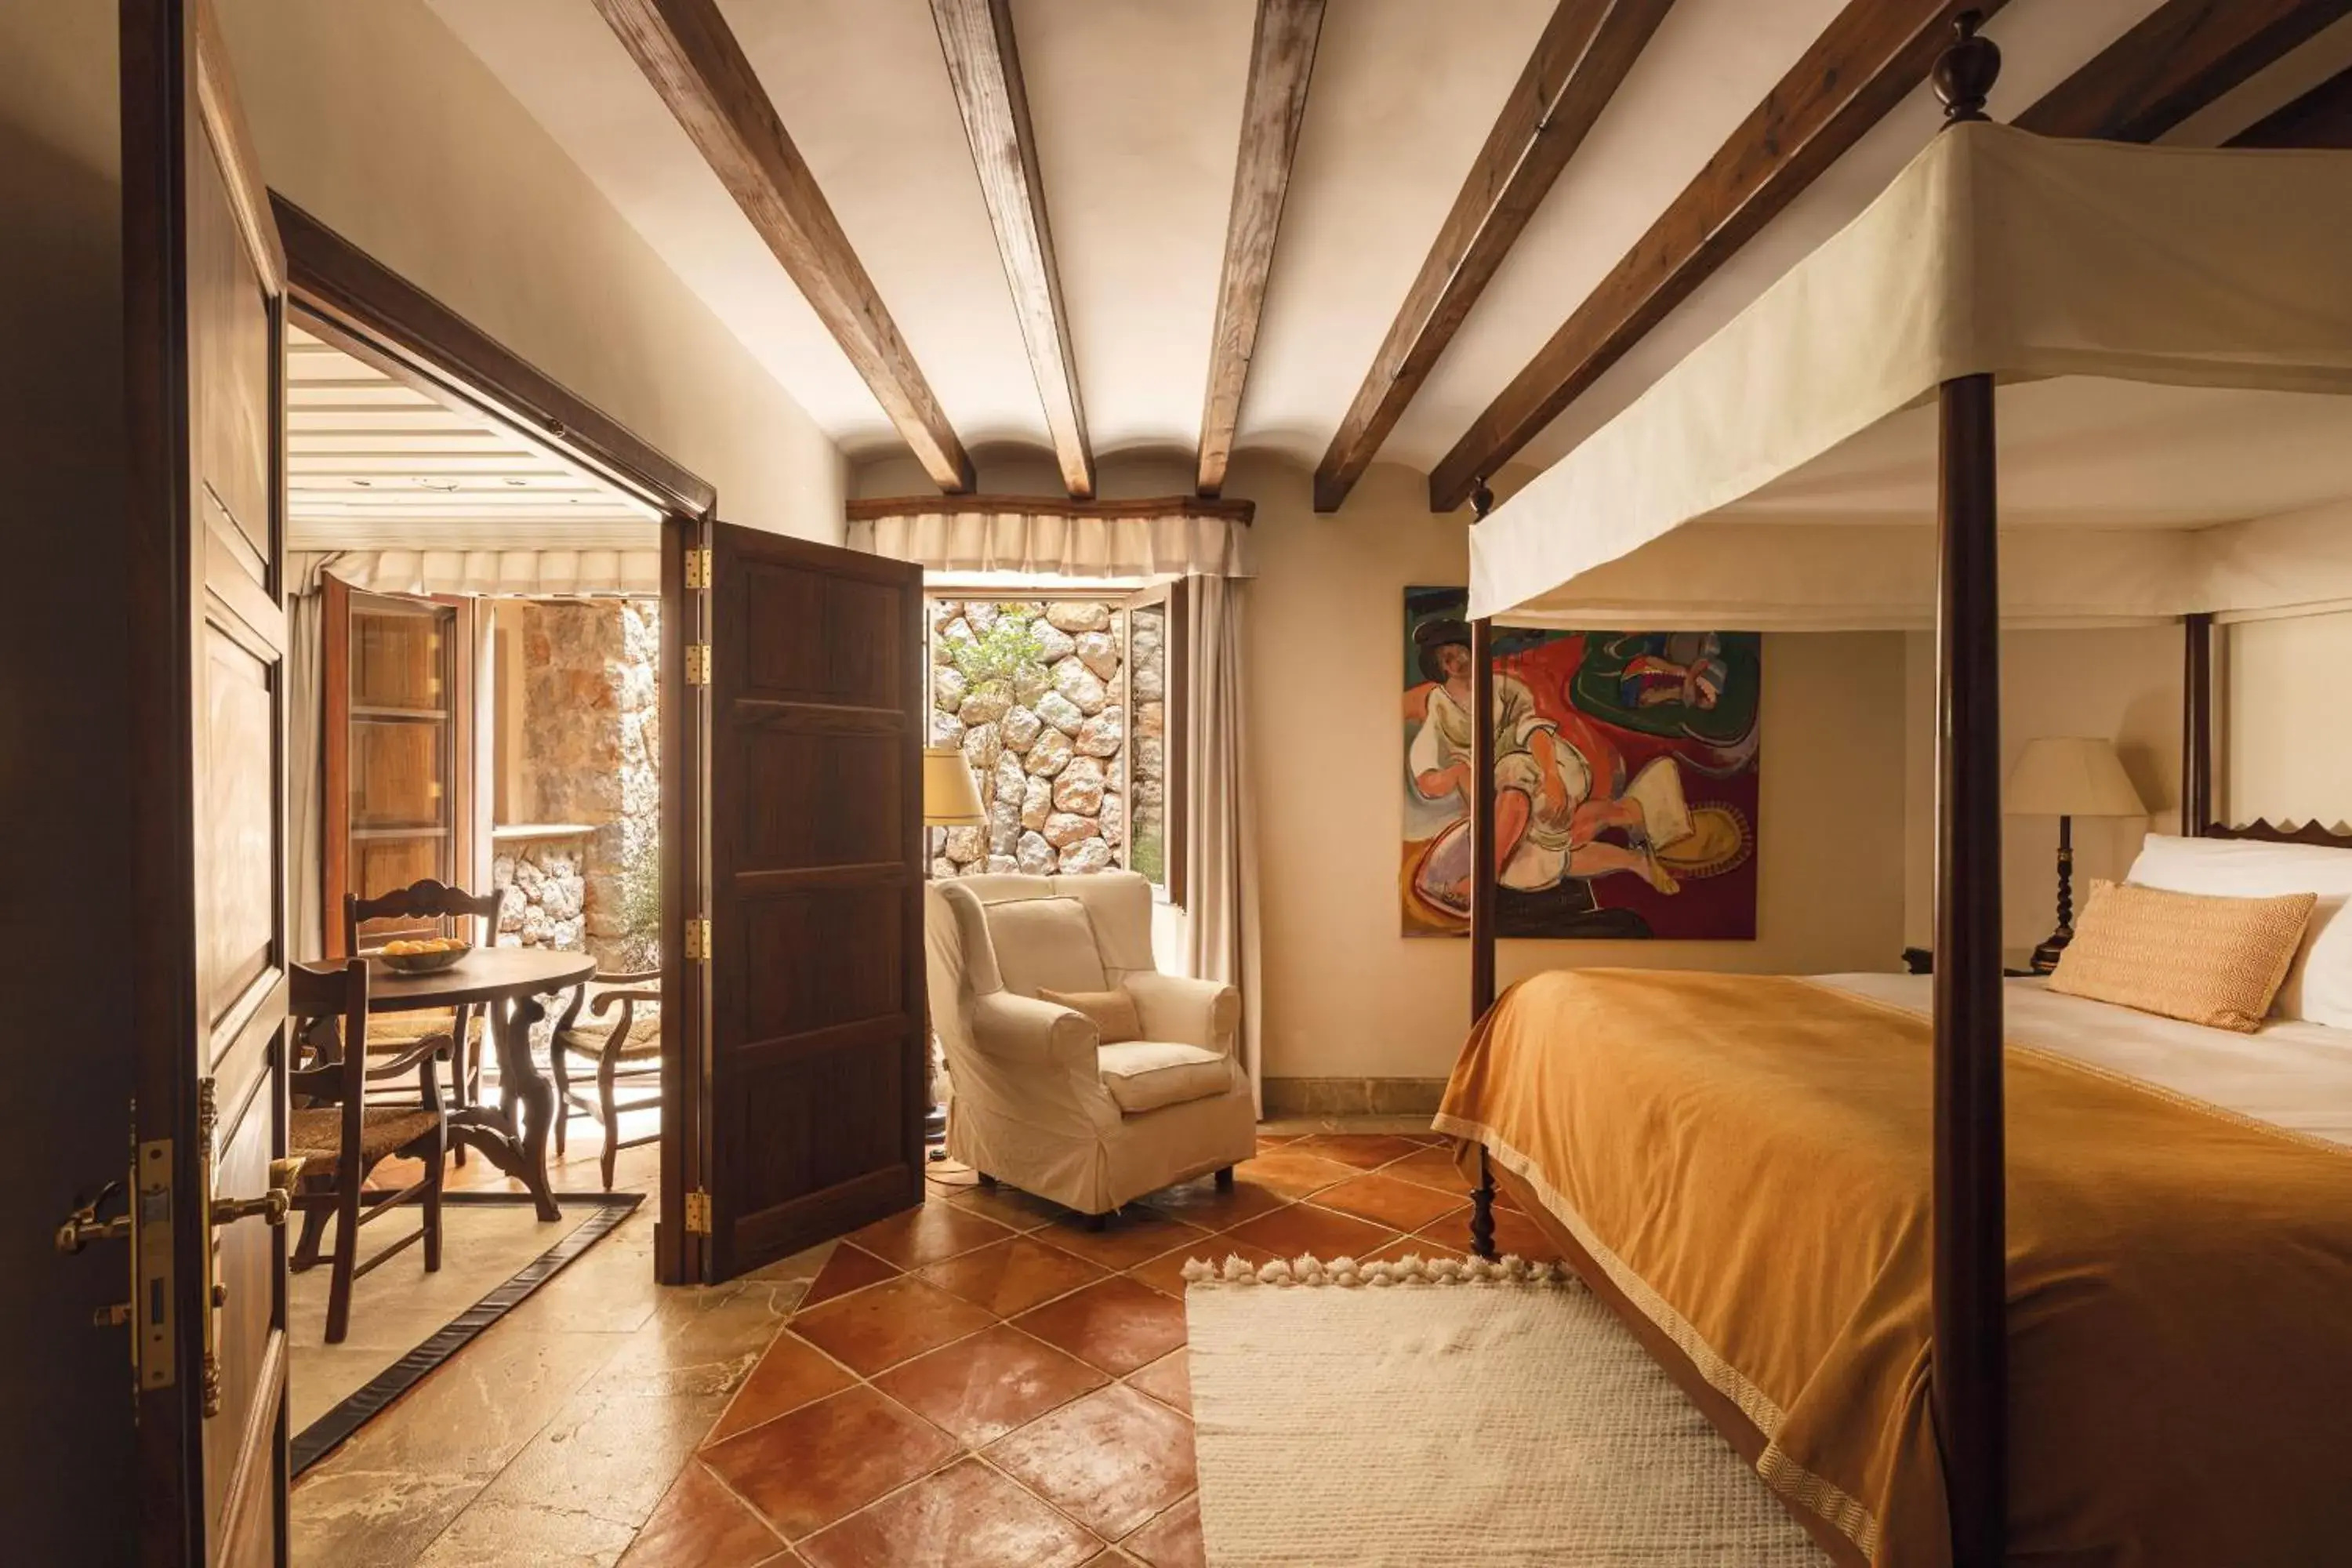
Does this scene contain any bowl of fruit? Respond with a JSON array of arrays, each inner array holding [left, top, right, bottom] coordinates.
[[377, 936, 471, 974]]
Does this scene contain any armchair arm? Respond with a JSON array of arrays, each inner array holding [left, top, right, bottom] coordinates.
[[364, 1039, 452, 1080], [966, 991, 1102, 1076], [589, 989, 662, 1016], [1121, 971, 1240, 1054]]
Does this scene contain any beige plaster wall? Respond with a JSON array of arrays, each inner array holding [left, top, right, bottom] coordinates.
[[213, 0, 846, 539], [1900, 626, 2186, 956], [1243, 461, 1910, 1080]]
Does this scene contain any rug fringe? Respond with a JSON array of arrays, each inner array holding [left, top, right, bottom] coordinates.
[[1180, 1252, 1568, 1287]]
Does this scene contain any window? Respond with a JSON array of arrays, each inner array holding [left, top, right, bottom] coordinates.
[[927, 583, 1187, 902]]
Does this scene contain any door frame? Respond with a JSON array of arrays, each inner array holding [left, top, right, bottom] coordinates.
[[270, 201, 715, 1285]]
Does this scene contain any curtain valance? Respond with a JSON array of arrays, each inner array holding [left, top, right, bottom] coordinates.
[[289, 548, 659, 597], [846, 495, 1256, 579]]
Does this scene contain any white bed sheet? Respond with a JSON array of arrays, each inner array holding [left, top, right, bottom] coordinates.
[[1813, 973, 2352, 1149]]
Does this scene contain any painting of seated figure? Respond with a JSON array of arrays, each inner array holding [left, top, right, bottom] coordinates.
[[1400, 586, 1761, 940]]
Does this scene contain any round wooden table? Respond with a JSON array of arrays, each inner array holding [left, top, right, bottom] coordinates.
[[368, 947, 597, 1221]]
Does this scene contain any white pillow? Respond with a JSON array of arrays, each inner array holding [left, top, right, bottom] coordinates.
[[2124, 834, 2352, 1028], [985, 896, 1110, 999]]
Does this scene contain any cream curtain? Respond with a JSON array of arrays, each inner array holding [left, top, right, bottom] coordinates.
[[307, 547, 658, 597], [285, 553, 347, 961], [1178, 574, 1264, 1112], [847, 502, 1254, 580]]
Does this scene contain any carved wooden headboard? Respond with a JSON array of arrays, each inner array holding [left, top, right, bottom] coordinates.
[[2182, 612, 2352, 851]]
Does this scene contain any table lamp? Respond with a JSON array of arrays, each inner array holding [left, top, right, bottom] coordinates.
[[921, 746, 985, 877], [2004, 736, 2148, 973]]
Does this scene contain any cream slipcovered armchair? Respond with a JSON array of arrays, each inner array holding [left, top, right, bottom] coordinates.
[[925, 870, 1256, 1221]]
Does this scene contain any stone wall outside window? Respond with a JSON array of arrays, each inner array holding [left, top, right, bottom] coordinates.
[[929, 597, 1129, 878]]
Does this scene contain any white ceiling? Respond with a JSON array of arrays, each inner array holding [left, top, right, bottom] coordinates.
[[287, 323, 658, 550], [428, 0, 2352, 495]]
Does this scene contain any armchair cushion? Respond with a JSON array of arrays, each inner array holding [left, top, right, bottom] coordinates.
[[1039, 985, 1142, 1044], [1096, 1040, 1234, 1114], [989, 897, 1109, 996]]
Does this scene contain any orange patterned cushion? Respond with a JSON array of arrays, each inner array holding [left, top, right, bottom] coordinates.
[[2049, 880, 2317, 1033], [1037, 985, 1143, 1044]]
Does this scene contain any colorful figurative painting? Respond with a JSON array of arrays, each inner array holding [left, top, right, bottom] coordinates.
[[1401, 586, 1761, 939]]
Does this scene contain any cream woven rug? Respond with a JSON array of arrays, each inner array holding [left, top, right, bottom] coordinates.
[[1185, 1256, 1830, 1567]]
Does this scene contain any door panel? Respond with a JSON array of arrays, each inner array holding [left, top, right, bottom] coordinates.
[[705, 524, 926, 1280], [124, 1, 293, 1560]]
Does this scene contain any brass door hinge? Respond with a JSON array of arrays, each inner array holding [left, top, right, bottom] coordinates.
[[682, 917, 711, 961], [684, 1190, 713, 1235], [684, 644, 711, 685], [684, 547, 712, 590]]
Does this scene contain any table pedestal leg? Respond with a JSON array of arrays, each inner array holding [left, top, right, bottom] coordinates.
[[447, 993, 561, 1221]]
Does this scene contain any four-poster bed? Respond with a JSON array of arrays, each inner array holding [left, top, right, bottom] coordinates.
[[1443, 16, 2352, 1567]]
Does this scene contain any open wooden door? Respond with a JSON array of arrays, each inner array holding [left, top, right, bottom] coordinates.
[[122, 1, 297, 1560], [690, 523, 928, 1282]]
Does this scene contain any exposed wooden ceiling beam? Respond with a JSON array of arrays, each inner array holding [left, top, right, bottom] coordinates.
[[1197, 0, 1327, 497], [931, 0, 1094, 498], [2016, 0, 2352, 142], [595, 0, 975, 492], [1427, 0, 2003, 514], [1312, 0, 1675, 514], [2230, 60, 2352, 146]]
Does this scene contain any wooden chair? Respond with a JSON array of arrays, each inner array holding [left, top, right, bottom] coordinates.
[[345, 879, 501, 1153], [288, 957, 448, 1345], [550, 970, 663, 1191]]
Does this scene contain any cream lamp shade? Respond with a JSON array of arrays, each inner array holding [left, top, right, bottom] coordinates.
[[921, 746, 986, 826], [2003, 737, 2148, 818]]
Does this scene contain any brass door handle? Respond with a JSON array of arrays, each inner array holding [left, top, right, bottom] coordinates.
[[209, 1157, 303, 1229]]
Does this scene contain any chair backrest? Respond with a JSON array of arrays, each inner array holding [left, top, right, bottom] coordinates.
[[289, 958, 369, 1138], [951, 870, 1159, 995], [345, 877, 503, 955]]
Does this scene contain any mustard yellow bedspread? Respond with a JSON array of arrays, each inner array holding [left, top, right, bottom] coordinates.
[[1436, 969, 2352, 1567]]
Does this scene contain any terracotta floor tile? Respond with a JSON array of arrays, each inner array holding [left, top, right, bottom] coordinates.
[[1290, 1133, 1425, 1171], [1308, 1173, 1471, 1234], [620, 1461, 789, 1568], [798, 1456, 1101, 1568], [942, 1180, 1067, 1232], [1223, 1202, 1398, 1261], [1123, 1349, 1191, 1417], [1134, 1171, 1290, 1229], [797, 1243, 901, 1311], [788, 1274, 998, 1377], [1415, 1204, 1559, 1264], [985, 1385, 1196, 1541], [704, 1333, 856, 1446], [845, 1200, 1015, 1269], [1035, 1206, 1211, 1272], [1014, 1276, 1189, 1377], [1126, 1238, 1279, 1299], [1224, 1146, 1360, 1200], [1121, 1493, 1204, 1568], [919, 1235, 1107, 1317], [1381, 1143, 1477, 1196], [1254, 1133, 1298, 1151], [700, 1385, 958, 1542], [870, 1322, 1107, 1446]]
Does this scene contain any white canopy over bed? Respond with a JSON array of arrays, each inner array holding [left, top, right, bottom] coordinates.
[[1471, 123, 2352, 631]]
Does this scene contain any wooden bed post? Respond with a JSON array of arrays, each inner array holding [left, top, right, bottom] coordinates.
[[2183, 611, 2214, 835], [1932, 16, 2006, 1568], [1469, 481, 1501, 1260]]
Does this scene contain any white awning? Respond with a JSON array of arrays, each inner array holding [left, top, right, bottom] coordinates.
[[1472, 124, 2352, 630]]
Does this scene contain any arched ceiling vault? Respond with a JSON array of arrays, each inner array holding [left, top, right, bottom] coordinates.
[[432, 0, 2352, 512]]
